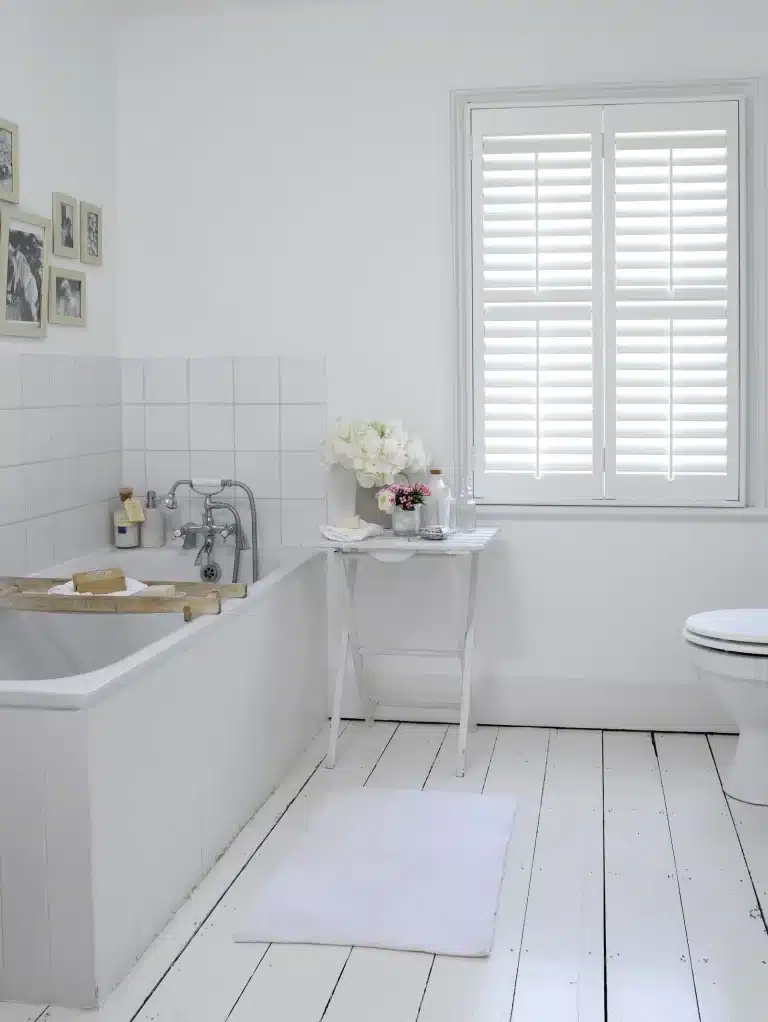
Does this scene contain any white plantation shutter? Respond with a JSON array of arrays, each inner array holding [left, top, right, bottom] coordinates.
[[469, 98, 741, 505], [604, 101, 740, 502], [471, 106, 604, 501]]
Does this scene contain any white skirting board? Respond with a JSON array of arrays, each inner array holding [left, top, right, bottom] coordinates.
[[336, 667, 735, 732]]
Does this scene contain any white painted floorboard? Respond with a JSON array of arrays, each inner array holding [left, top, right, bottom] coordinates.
[[12, 726, 768, 1022], [656, 733, 768, 1021], [603, 731, 699, 1022], [709, 735, 768, 923], [416, 727, 551, 1022]]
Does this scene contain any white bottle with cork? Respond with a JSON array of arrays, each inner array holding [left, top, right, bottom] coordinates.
[[425, 468, 452, 531], [141, 490, 166, 548]]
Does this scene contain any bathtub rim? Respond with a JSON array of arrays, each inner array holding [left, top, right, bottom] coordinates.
[[0, 547, 322, 710]]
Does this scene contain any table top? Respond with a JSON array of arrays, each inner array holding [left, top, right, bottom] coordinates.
[[318, 527, 500, 556]]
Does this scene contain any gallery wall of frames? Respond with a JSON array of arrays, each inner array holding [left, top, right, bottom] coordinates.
[[0, 117, 102, 338]]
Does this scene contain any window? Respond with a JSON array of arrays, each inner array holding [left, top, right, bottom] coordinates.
[[466, 96, 741, 506]]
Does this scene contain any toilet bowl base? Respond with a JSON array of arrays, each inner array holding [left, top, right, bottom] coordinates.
[[722, 728, 768, 806]]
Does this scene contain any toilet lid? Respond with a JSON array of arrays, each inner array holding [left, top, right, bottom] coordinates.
[[685, 609, 768, 646]]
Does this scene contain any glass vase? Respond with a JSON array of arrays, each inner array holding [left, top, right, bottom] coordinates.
[[392, 507, 421, 537]]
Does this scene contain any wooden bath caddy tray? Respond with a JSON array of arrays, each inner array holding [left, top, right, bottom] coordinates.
[[0, 577, 248, 622]]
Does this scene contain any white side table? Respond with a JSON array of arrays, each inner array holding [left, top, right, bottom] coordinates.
[[320, 528, 499, 777]]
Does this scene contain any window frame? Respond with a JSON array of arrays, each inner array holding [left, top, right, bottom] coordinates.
[[452, 79, 765, 510]]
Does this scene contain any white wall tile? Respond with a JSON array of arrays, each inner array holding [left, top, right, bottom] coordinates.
[[52, 508, 81, 564], [25, 515, 55, 573], [235, 452, 280, 499], [74, 356, 101, 406], [234, 404, 279, 451], [145, 405, 189, 451], [21, 355, 52, 408], [0, 466, 26, 525], [189, 358, 234, 404], [145, 451, 190, 494], [279, 356, 327, 404], [190, 450, 235, 483], [103, 404, 122, 453], [0, 409, 21, 467], [23, 462, 55, 519], [281, 404, 327, 452], [0, 521, 27, 574], [49, 407, 75, 460], [189, 404, 234, 451], [122, 405, 145, 450], [121, 359, 144, 403], [49, 355, 75, 407], [121, 451, 147, 496], [21, 408, 53, 464], [51, 458, 77, 512], [253, 498, 282, 550], [234, 356, 279, 404], [144, 358, 188, 404], [0, 352, 22, 408], [281, 499, 327, 547], [281, 452, 327, 499]]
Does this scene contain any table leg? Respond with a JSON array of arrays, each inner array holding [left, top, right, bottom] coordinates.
[[457, 552, 479, 777], [326, 627, 348, 769], [344, 557, 375, 724]]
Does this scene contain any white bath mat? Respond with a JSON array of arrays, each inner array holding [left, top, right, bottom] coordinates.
[[234, 788, 516, 957]]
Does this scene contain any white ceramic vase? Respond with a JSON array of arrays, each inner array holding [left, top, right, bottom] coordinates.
[[327, 465, 357, 525], [392, 507, 421, 537]]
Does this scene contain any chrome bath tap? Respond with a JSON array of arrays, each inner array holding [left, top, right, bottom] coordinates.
[[162, 479, 259, 583]]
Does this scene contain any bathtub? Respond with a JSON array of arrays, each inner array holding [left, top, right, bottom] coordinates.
[[0, 546, 327, 1008]]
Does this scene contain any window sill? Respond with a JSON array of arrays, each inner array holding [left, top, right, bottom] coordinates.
[[476, 503, 768, 523]]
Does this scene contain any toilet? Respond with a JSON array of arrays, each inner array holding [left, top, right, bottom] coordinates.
[[685, 609, 768, 806]]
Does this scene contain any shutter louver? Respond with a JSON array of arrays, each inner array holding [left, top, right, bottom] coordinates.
[[471, 107, 604, 501], [604, 102, 739, 502]]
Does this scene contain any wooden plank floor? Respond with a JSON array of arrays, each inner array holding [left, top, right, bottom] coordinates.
[[18, 724, 768, 1022]]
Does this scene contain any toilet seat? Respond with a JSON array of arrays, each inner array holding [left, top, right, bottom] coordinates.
[[685, 609, 768, 657]]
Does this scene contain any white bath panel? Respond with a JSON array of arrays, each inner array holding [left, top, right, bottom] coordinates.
[[405, 727, 552, 1022], [656, 733, 768, 1020], [511, 729, 605, 1022], [603, 731, 699, 1021], [709, 734, 768, 922]]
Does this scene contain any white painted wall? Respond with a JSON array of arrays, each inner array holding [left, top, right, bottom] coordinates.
[[1, 0, 116, 357], [114, 0, 768, 729]]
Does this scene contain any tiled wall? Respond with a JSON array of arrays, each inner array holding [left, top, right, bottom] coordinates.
[[0, 352, 122, 575], [120, 355, 328, 549]]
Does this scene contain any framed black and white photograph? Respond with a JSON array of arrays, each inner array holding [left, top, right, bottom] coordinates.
[[0, 209, 49, 338], [52, 192, 78, 258], [0, 118, 19, 204], [80, 201, 102, 266], [49, 267, 86, 327]]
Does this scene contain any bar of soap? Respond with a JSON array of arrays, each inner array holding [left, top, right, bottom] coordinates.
[[72, 568, 127, 594]]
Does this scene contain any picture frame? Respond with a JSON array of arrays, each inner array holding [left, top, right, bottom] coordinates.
[[0, 118, 19, 204], [0, 208, 50, 339], [52, 192, 79, 259], [80, 201, 102, 266], [49, 266, 86, 327]]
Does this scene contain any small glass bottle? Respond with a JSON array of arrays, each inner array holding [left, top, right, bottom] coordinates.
[[456, 474, 477, 533]]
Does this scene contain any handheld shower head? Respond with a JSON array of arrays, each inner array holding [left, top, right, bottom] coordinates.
[[161, 492, 178, 511]]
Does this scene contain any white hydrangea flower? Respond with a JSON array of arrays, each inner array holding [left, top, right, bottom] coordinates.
[[323, 418, 430, 488]]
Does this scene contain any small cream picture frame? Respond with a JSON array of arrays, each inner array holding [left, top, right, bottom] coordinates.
[[80, 201, 103, 265], [0, 208, 50, 339], [49, 266, 86, 327], [52, 192, 79, 259], [0, 118, 19, 205]]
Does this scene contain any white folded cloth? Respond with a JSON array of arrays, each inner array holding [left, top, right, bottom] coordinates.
[[320, 521, 385, 543], [48, 578, 149, 597]]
